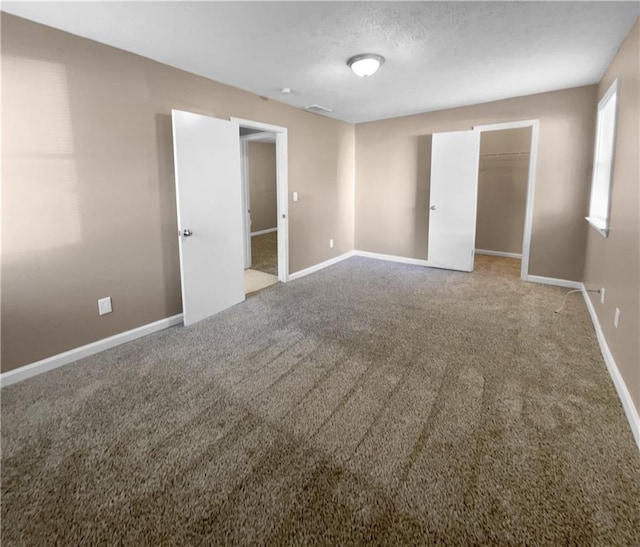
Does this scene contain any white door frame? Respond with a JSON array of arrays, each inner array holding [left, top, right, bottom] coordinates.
[[232, 117, 289, 282], [472, 119, 539, 281], [239, 131, 277, 269], [239, 137, 252, 269]]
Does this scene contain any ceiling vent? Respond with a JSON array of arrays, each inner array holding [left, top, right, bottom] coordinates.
[[304, 104, 334, 115]]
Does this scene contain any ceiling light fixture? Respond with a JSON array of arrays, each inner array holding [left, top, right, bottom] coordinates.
[[347, 53, 385, 77]]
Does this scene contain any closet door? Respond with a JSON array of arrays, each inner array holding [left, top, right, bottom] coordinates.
[[172, 109, 245, 326], [427, 130, 480, 272]]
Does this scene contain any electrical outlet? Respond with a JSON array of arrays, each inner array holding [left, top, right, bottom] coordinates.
[[614, 308, 621, 329], [98, 297, 112, 316], [329, 239, 334, 248], [600, 288, 605, 304]]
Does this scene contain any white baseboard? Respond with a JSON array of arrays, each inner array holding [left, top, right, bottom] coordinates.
[[289, 252, 580, 288], [288, 251, 355, 281], [0, 314, 184, 388], [353, 250, 430, 267], [526, 275, 582, 289], [580, 285, 640, 451], [475, 249, 522, 259], [251, 227, 277, 237], [287, 249, 430, 281]]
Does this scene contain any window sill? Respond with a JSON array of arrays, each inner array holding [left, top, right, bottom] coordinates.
[[585, 217, 609, 237]]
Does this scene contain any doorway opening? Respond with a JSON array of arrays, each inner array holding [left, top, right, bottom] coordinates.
[[473, 126, 533, 279], [473, 120, 539, 281], [232, 118, 289, 295]]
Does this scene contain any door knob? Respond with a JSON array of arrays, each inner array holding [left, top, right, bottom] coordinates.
[[181, 229, 193, 237], [430, 205, 437, 211]]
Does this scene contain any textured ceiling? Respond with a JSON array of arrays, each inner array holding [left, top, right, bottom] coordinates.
[[3, 2, 638, 123]]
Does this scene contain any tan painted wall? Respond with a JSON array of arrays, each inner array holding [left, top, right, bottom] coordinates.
[[1, 14, 355, 372], [476, 127, 531, 255], [355, 86, 597, 280], [248, 142, 277, 233], [583, 20, 639, 412]]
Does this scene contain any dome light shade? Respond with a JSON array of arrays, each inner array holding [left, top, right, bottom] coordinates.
[[347, 54, 385, 77]]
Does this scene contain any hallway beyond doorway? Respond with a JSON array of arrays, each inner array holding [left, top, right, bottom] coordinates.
[[251, 231, 278, 276]]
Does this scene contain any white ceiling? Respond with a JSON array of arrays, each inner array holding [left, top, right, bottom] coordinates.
[[3, 1, 638, 123]]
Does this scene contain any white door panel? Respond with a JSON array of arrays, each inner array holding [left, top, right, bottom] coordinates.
[[172, 109, 245, 326], [427, 130, 480, 272]]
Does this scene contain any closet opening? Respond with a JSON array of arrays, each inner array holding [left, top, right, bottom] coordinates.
[[473, 120, 539, 281]]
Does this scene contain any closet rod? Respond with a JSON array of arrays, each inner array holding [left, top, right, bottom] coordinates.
[[480, 151, 530, 158]]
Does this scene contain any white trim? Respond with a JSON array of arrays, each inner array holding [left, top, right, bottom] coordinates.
[[473, 119, 539, 282], [232, 117, 289, 283], [240, 132, 276, 143], [251, 227, 277, 237], [581, 285, 640, 450], [232, 118, 284, 134], [251, 247, 431, 283], [598, 77, 619, 106], [353, 250, 431, 267], [240, 139, 252, 269], [526, 275, 582, 289], [585, 216, 609, 237], [0, 315, 183, 388], [475, 249, 522, 259], [472, 120, 539, 132], [288, 252, 355, 281], [292, 250, 578, 286], [587, 78, 618, 239]]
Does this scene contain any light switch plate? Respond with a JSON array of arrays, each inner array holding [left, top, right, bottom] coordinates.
[[614, 308, 620, 329], [293, 191, 298, 202], [98, 297, 112, 316]]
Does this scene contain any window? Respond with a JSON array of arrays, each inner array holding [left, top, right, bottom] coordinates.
[[586, 79, 618, 237]]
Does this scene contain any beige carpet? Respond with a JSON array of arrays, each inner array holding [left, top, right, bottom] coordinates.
[[245, 268, 278, 294], [2, 256, 639, 545], [251, 231, 278, 275]]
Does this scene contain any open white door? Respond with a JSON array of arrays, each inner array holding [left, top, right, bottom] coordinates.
[[172, 109, 245, 326], [427, 130, 480, 272]]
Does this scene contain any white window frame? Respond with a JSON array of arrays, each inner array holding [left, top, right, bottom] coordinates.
[[586, 79, 618, 237]]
